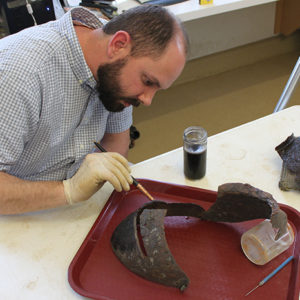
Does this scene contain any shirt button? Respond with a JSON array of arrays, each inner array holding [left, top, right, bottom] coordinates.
[[79, 79, 83, 84], [80, 144, 84, 150]]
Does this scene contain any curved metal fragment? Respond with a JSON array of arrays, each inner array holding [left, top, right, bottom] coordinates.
[[111, 184, 288, 290], [276, 133, 300, 191], [202, 183, 287, 239], [111, 201, 205, 290], [202, 183, 277, 222]]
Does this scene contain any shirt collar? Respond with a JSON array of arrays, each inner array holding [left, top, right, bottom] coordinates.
[[57, 7, 105, 89]]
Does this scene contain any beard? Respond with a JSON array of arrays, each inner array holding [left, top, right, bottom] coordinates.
[[96, 58, 141, 112]]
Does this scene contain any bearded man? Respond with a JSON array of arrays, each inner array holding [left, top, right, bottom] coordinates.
[[0, 5, 188, 214]]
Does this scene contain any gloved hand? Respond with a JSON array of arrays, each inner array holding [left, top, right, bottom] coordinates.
[[63, 152, 133, 205]]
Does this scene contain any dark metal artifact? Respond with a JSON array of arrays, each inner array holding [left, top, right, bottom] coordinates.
[[202, 183, 287, 240], [276, 133, 300, 191], [111, 183, 287, 291]]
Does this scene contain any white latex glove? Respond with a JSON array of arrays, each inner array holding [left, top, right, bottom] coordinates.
[[63, 152, 133, 205]]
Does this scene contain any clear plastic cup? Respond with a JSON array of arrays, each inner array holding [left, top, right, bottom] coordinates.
[[241, 219, 294, 265]]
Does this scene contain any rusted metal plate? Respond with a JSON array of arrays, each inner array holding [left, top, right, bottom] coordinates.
[[111, 183, 287, 290], [111, 201, 205, 291], [276, 133, 300, 191]]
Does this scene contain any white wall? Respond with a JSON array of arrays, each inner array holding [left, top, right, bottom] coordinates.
[[184, 2, 277, 60]]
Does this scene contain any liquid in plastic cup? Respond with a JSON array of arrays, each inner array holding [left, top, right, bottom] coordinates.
[[241, 219, 294, 265]]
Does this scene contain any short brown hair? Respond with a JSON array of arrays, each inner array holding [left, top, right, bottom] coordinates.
[[102, 5, 189, 58]]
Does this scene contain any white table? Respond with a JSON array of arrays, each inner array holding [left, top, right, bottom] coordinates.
[[1, 106, 299, 299]]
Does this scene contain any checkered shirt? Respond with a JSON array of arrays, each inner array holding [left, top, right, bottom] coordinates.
[[0, 7, 133, 181]]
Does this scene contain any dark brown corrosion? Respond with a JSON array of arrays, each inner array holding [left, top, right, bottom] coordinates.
[[203, 183, 287, 240], [111, 202, 205, 291], [276, 133, 300, 191], [111, 183, 287, 291]]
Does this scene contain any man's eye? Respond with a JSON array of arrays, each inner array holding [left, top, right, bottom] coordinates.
[[144, 80, 154, 86]]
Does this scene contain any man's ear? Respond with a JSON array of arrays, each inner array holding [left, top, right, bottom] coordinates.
[[107, 31, 131, 59]]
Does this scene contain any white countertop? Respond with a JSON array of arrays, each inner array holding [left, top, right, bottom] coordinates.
[[133, 105, 300, 209], [0, 105, 299, 299]]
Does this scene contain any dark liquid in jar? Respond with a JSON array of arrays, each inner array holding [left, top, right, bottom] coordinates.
[[184, 149, 207, 179]]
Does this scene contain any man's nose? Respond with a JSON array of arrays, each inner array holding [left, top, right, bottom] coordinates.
[[138, 89, 156, 106]]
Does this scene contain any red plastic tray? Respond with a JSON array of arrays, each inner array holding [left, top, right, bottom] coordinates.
[[68, 179, 300, 300]]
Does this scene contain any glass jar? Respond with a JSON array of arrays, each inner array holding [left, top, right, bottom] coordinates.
[[183, 126, 207, 180], [241, 219, 294, 265]]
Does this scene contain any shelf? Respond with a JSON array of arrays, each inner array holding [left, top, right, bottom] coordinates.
[[116, 0, 278, 22]]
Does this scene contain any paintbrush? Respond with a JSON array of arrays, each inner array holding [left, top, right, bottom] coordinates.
[[94, 141, 154, 201]]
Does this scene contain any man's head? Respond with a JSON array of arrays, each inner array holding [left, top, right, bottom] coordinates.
[[96, 5, 189, 112]]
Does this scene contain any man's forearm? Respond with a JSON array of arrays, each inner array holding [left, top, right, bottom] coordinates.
[[0, 172, 67, 215]]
